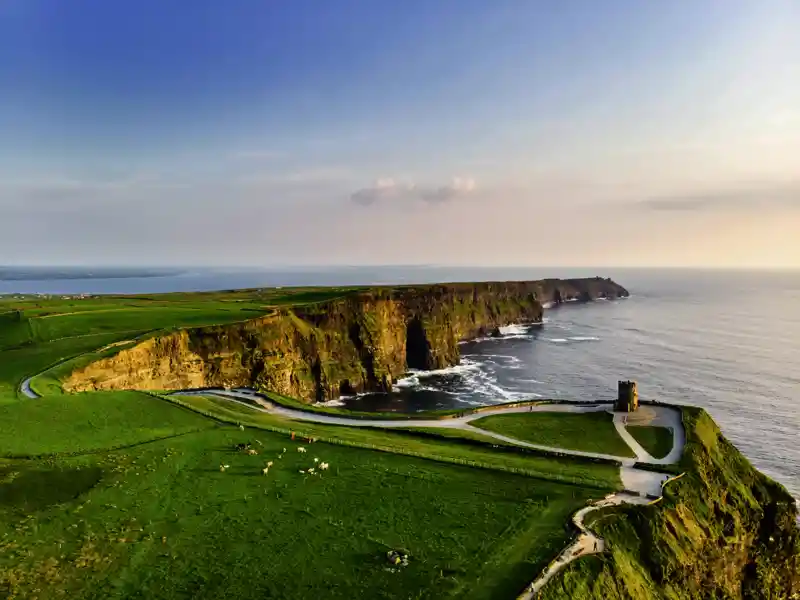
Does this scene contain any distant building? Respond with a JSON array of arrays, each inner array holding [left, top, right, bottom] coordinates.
[[615, 380, 639, 412]]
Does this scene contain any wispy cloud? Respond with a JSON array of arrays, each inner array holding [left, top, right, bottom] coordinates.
[[638, 183, 800, 212], [351, 177, 477, 206]]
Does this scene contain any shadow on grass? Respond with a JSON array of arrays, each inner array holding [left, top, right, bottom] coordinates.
[[0, 466, 103, 513]]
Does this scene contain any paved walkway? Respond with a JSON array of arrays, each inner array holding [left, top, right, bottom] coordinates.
[[25, 378, 684, 598], [178, 387, 680, 468], [517, 492, 651, 598], [613, 405, 685, 465], [180, 388, 684, 599], [20, 376, 37, 399]]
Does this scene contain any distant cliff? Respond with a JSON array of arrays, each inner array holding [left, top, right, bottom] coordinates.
[[63, 277, 628, 401], [538, 407, 800, 599]]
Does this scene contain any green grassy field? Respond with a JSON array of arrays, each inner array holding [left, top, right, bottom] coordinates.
[[0, 392, 215, 457], [0, 288, 629, 599], [626, 425, 673, 459], [471, 411, 636, 458], [0, 396, 607, 599], [171, 395, 620, 490]]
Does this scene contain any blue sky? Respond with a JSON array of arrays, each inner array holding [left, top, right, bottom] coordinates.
[[1, 0, 798, 267]]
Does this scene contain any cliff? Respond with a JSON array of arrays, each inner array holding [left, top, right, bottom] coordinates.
[[63, 277, 627, 401], [539, 407, 800, 599]]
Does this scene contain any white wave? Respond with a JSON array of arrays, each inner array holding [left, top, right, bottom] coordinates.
[[547, 338, 569, 343], [422, 358, 482, 377], [318, 398, 347, 407], [393, 358, 481, 390], [499, 323, 528, 336], [569, 336, 600, 342], [542, 301, 555, 309], [393, 374, 420, 389], [517, 377, 544, 384]]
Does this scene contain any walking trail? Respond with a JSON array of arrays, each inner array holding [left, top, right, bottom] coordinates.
[[22, 379, 684, 597], [175, 388, 685, 598]]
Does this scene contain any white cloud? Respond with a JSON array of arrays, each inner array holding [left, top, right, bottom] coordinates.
[[350, 176, 478, 206]]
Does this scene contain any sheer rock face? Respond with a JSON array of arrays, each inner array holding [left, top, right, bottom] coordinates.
[[64, 277, 628, 402]]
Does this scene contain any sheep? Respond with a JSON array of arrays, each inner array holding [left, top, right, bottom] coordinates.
[[313, 458, 319, 463], [319, 462, 329, 471], [239, 425, 245, 431], [220, 464, 230, 472], [308, 468, 315, 474], [299, 470, 306, 474], [262, 467, 270, 475], [297, 447, 307, 453], [266, 461, 274, 468], [246, 449, 258, 456]]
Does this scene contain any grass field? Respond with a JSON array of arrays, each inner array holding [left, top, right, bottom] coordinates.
[[172, 395, 620, 490], [0, 396, 607, 599], [0, 288, 629, 599], [626, 425, 673, 459], [471, 411, 636, 459], [0, 392, 215, 457]]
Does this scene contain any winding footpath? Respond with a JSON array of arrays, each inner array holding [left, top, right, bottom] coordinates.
[[21, 379, 684, 598], [177, 388, 685, 598]]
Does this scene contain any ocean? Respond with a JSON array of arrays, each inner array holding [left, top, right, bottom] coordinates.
[[2, 266, 798, 499]]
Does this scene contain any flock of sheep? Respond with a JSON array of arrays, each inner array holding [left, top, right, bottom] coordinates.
[[218, 436, 331, 478]]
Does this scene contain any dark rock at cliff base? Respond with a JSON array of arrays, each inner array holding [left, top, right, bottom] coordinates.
[[64, 277, 629, 402]]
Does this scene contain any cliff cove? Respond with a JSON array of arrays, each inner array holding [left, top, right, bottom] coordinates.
[[64, 277, 628, 402]]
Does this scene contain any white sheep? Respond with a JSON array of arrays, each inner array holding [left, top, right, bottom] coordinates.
[[266, 461, 274, 468], [220, 464, 230, 472], [299, 470, 306, 474], [297, 447, 307, 453], [308, 468, 315, 474], [319, 462, 329, 471], [262, 467, 270, 475], [246, 449, 258, 456], [239, 425, 245, 431], [313, 458, 319, 463]]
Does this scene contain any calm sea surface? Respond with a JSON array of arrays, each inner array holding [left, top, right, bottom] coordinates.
[[3, 267, 799, 498]]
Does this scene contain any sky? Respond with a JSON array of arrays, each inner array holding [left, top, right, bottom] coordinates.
[[1, 0, 799, 268]]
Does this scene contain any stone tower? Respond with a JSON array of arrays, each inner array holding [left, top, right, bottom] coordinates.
[[615, 380, 639, 412]]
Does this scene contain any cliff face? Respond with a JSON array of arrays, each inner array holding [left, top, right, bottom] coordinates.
[[63, 277, 628, 401], [539, 407, 800, 600]]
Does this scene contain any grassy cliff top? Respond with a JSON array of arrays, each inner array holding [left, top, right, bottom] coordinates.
[[538, 406, 800, 600]]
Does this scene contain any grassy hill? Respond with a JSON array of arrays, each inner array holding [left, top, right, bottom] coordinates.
[[537, 407, 800, 599]]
